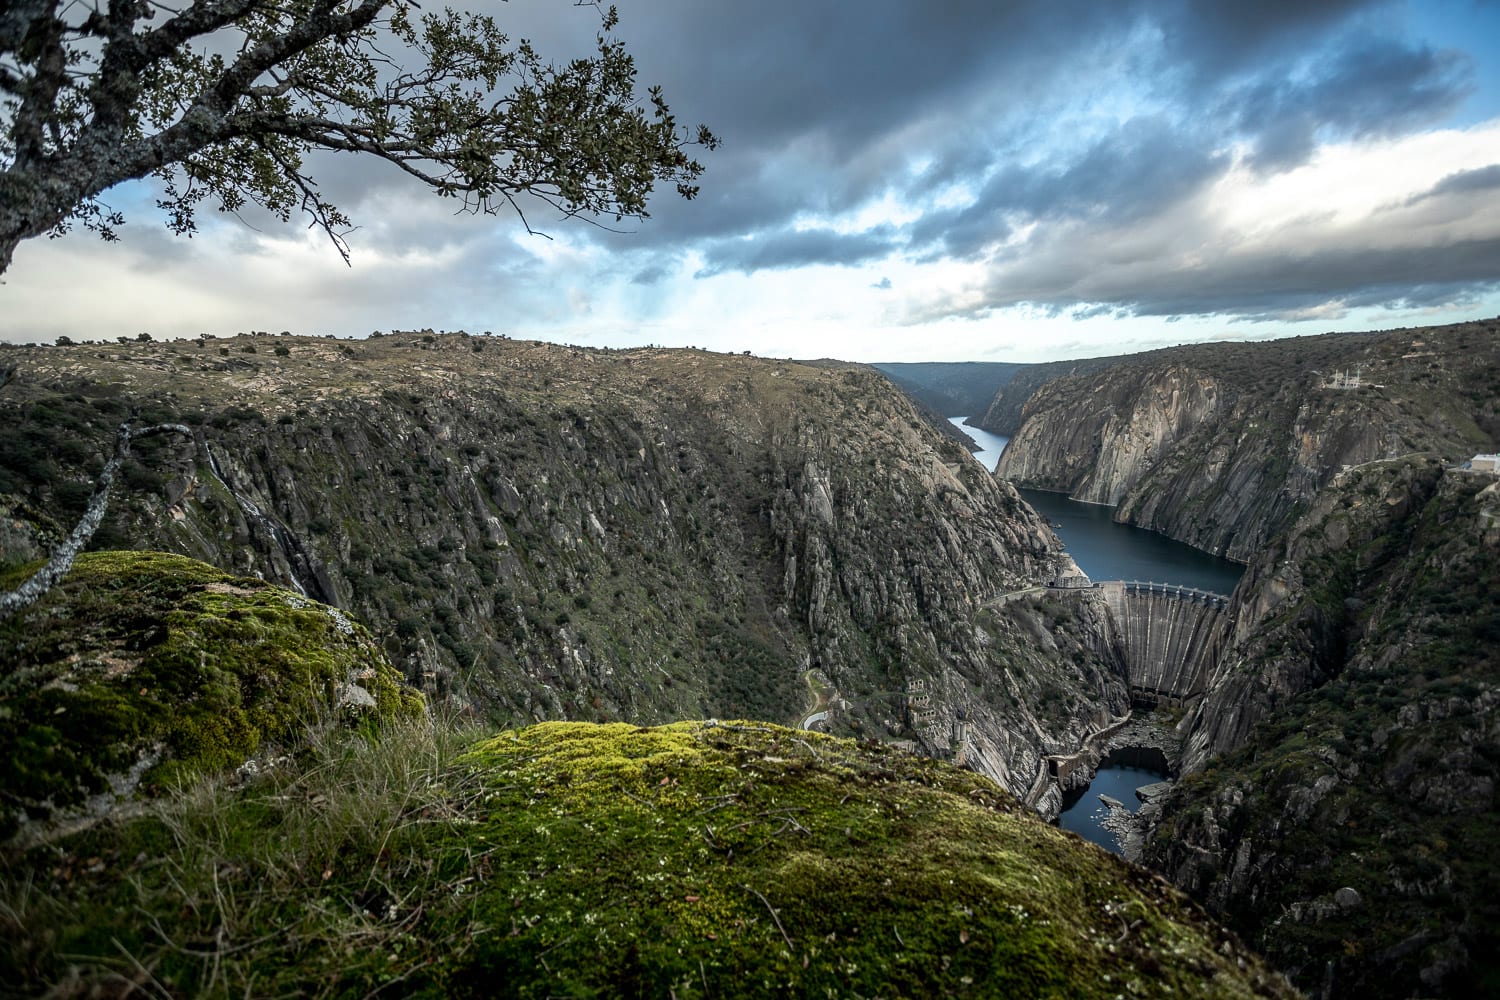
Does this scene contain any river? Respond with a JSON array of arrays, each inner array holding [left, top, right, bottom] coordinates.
[[947, 417, 1010, 474], [1017, 487, 1244, 596]]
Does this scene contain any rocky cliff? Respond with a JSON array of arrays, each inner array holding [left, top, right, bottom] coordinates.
[[989, 322, 1499, 562], [978, 355, 1129, 435], [0, 334, 1125, 798], [1140, 458, 1500, 997]]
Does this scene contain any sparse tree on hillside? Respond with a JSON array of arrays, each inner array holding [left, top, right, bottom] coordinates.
[[0, 1, 716, 275]]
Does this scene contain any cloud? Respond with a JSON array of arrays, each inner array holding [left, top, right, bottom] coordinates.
[[5, 0, 1500, 360], [900, 123, 1500, 325], [1409, 162, 1500, 202], [694, 225, 903, 277], [1226, 34, 1473, 170]]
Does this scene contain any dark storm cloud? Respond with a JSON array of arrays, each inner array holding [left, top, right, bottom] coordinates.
[[1225, 34, 1471, 170], [910, 118, 1228, 258], [694, 226, 903, 278], [313, 0, 1493, 324], [934, 230, 1500, 325], [585, 0, 1487, 324], [1146, 0, 1378, 75], [568, 0, 1151, 250], [1135, 239, 1500, 318]]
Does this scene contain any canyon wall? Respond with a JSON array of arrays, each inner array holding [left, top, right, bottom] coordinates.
[[1140, 458, 1500, 998], [987, 322, 1499, 563], [0, 335, 1127, 799]]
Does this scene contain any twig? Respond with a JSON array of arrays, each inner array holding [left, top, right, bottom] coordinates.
[[111, 936, 171, 1000], [743, 885, 793, 953]]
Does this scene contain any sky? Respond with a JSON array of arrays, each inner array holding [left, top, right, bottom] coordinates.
[[3, 0, 1499, 362]]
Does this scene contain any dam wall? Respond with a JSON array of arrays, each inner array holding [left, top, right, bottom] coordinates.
[[1099, 581, 1229, 708]]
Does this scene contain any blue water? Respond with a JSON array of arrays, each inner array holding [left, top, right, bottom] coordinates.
[[1017, 487, 1244, 595], [948, 416, 1010, 473], [1058, 765, 1165, 852]]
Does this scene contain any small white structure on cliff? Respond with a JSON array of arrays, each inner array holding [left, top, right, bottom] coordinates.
[[1319, 368, 1365, 390], [1469, 454, 1500, 473]]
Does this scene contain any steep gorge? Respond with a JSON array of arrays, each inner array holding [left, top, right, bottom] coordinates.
[[1141, 458, 1500, 998], [0, 334, 1124, 801], [988, 322, 1498, 562], [981, 323, 1500, 996]]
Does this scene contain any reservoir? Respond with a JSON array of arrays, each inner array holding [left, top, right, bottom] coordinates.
[[1057, 764, 1166, 853], [948, 417, 1010, 473], [1017, 487, 1244, 595], [948, 415, 1239, 854]]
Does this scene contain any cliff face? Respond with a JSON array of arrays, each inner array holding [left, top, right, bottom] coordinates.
[[1140, 460, 1500, 998], [990, 322, 1499, 562], [0, 335, 1125, 797], [977, 355, 1128, 436], [996, 365, 1223, 505]]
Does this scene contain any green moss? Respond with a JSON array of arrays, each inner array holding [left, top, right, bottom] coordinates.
[[1, 719, 1294, 997], [420, 721, 1291, 998], [0, 551, 420, 836]]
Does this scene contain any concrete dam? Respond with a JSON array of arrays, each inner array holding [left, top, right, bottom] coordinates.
[[1098, 581, 1230, 709]]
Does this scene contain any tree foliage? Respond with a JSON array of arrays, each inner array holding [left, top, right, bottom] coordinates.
[[0, 0, 717, 273]]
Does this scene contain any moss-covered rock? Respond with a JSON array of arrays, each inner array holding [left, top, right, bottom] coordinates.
[[0, 719, 1295, 997], [429, 721, 1290, 998], [0, 550, 421, 837]]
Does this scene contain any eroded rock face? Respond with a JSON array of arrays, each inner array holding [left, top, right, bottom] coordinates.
[[987, 322, 1499, 563], [1140, 463, 1500, 998], [997, 364, 1224, 507], [0, 336, 1125, 799]]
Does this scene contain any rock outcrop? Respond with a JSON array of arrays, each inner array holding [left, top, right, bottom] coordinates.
[[0, 550, 420, 839], [997, 364, 1224, 506]]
